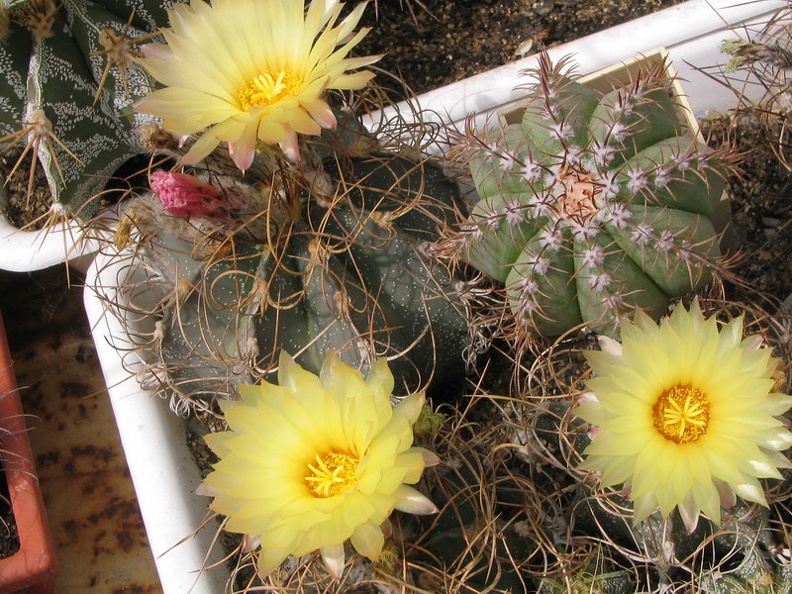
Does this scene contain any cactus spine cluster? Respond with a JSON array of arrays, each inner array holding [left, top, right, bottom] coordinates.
[[446, 53, 733, 337], [0, 0, 169, 220]]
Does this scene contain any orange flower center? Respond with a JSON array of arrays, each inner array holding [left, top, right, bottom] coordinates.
[[238, 69, 299, 110], [305, 451, 359, 498], [652, 384, 710, 444]]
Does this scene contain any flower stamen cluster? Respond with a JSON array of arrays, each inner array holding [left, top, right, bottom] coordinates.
[[199, 351, 438, 577], [305, 451, 360, 498], [653, 384, 709, 444], [239, 70, 299, 110], [134, 0, 380, 168]]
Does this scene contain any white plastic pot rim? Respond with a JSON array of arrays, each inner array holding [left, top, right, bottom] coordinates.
[[83, 249, 229, 594], [365, 0, 787, 145], [0, 210, 100, 273]]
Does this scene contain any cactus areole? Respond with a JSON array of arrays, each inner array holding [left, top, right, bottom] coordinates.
[[453, 54, 729, 337]]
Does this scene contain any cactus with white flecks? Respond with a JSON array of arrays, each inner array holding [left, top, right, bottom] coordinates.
[[0, 0, 168, 220], [120, 114, 473, 412]]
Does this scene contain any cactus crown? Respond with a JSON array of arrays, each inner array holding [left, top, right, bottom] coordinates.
[[443, 52, 735, 339]]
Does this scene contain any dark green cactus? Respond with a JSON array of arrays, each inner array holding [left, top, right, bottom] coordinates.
[[535, 561, 634, 594], [571, 488, 792, 593], [123, 117, 473, 411], [446, 53, 733, 337], [497, 394, 792, 594], [699, 549, 792, 593], [0, 0, 170, 219], [413, 439, 542, 593]]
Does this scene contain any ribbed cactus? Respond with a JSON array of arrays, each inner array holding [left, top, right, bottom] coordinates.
[[122, 117, 472, 412], [572, 489, 792, 594], [0, 0, 169, 220], [446, 53, 733, 337], [536, 562, 633, 594], [699, 548, 792, 593], [410, 400, 633, 594]]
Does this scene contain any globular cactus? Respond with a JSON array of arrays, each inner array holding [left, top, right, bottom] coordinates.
[[409, 399, 632, 594], [445, 53, 734, 337], [122, 117, 473, 412], [0, 0, 169, 221], [572, 489, 792, 593], [535, 561, 634, 594], [698, 548, 792, 593], [406, 415, 544, 594]]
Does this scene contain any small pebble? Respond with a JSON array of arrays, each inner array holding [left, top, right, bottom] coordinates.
[[762, 217, 781, 228]]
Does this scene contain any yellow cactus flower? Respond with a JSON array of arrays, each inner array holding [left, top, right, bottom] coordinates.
[[576, 299, 792, 532], [199, 351, 438, 578], [134, 0, 379, 169]]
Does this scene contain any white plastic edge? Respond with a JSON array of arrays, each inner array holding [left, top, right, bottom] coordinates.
[[82, 1, 786, 592], [364, 0, 787, 146], [0, 209, 101, 273], [82, 250, 229, 594]]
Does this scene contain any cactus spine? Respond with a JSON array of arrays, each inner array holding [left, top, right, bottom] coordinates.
[[120, 114, 473, 412]]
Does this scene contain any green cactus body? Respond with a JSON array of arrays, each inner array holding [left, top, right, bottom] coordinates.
[[1, 1, 169, 218], [536, 564, 634, 594], [452, 54, 729, 336], [571, 483, 792, 593], [142, 152, 472, 409], [699, 555, 792, 593]]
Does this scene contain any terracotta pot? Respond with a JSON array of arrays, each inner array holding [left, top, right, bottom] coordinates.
[[0, 313, 57, 594]]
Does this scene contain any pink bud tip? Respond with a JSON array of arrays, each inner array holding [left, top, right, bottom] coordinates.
[[150, 170, 232, 219]]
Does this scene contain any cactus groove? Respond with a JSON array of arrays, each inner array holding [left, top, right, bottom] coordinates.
[[1, 0, 170, 220]]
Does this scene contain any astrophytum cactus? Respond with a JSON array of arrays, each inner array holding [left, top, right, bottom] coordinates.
[[447, 53, 733, 337], [123, 120, 473, 412], [572, 493, 792, 593], [0, 0, 169, 220]]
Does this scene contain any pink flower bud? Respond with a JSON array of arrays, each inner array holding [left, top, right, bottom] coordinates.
[[150, 170, 231, 219]]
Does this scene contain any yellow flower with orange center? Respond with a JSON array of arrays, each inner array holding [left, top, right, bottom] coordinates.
[[199, 351, 438, 578], [575, 299, 792, 531], [134, 0, 380, 169]]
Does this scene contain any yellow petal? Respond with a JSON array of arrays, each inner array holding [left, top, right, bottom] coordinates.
[[393, 484, 439, 515], [320, 543, 346, 579], [134, 0, 377, 170], [575, 299, 792, 528], [349, 521, 385, 562]]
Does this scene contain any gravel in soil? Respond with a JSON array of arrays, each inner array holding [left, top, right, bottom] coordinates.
[[716, 114, 792, 308], [357, 0, 685, 99], [0, 149, 53, 231]]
